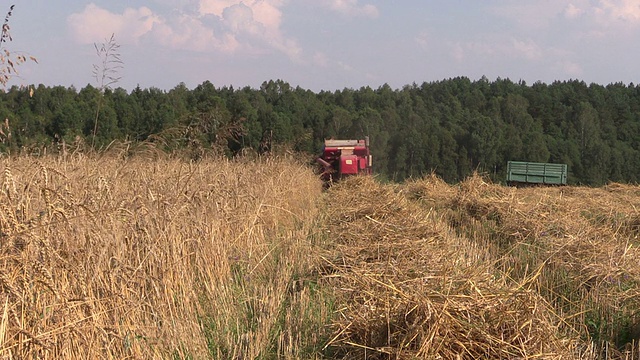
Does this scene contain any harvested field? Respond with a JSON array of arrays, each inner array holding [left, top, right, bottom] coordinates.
[[321, 175, 640, 359], [2, 155, 640, 359]]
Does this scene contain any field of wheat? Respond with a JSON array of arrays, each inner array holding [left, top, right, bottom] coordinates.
[[2, 154, 640, 359], [0, 153, 329, 359]]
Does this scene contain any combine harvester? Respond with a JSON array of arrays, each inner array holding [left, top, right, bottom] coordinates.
[[317, 137, 372, 184]]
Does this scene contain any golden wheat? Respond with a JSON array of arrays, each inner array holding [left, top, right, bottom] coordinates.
[[4, 152, 640, 359], [0, 152, 324, 359]]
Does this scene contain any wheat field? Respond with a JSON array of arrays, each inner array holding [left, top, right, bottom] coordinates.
[[2, 154, 640, 359], [0, 153, 327, 359]]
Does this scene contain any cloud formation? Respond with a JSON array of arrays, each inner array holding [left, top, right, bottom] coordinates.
[[324, 0, 379, 18], [66, 0, 381, 66], [493, 0, 640, 29], [199, 0, 284, 33], [593, 0, 640, 24], [481, 0, 640, 80], [67, 4, 160, 44], [449, 36, 544, 64], [564, 3, 584, 19], [68, 1, 300, 59], [150, 14, 226, 53]]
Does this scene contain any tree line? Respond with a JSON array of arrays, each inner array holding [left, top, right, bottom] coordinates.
[[0, 76, 639, 185]]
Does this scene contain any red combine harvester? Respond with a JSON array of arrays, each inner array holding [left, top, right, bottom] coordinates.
[[317, 137, 372, 183]]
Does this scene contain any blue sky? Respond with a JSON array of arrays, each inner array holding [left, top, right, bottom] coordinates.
[[5, 1, 640, 91]]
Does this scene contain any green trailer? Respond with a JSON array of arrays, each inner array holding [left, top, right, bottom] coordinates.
[[506, 161, 567, 186]]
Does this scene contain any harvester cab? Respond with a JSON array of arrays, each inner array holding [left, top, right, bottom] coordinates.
[[317, 136, 372, 183]]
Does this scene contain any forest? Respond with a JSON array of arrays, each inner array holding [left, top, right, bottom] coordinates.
[[0, 76, 638, 185]]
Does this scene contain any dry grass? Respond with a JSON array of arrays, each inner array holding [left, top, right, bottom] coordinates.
[[0, 153, 326, 359], [320, 174, 640, 359], [3, 153, 640, 360]]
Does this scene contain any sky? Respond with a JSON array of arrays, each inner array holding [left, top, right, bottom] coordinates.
[[5, 0, 640, 92]]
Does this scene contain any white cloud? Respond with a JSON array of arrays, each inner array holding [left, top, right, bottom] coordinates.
[[493, 0, 640, 28], [558, 0, 640, 41], [337, 61, 353, 71], [151, 14, 224, 53], [511, 38, 543, 60], [68, 4, 233, 53], [198, 0, 301, 60], [199, 0, 282, 33], [594, 0, 640, 24], [67, 4, 161, 44], [490, 2, 570, 29], [558, 60, 584, 77], [451, 42, 465, 63], [415, 31, 429, 49], [251, 0, 285, 32], [68, 1, 302, 60], [564, 3, 585, 19], [223, 4, 264, 35], [449, 37, 543, 63], [313, 52, 329, 67], [198, 0, 239, 17], [323, 0, 379, 18]]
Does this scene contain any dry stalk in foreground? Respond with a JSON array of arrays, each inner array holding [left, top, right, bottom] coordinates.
[[0, 154, 324, 359]]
